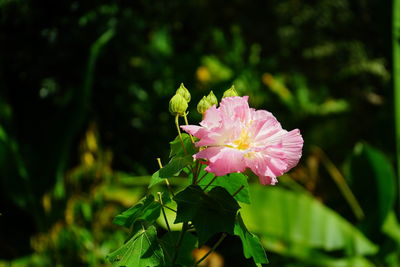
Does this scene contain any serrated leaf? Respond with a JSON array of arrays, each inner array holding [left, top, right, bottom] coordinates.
[[160, 231, 197, 266], [113, 195, 161, 228], [158, 155, 193, 178], [107, 226, 164, 267], [174, 185, 240, 245], [234, 212, 268, 265], [197, 167, 250, 204], [169, 134, 196, 158]]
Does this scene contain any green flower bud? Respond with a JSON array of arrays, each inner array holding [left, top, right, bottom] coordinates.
[[206, 90, 218, 106], [222, 85, 239, 98], [169, 93, 188, 116], [176, 83, 191, 103], [197, 96, 212, 115]]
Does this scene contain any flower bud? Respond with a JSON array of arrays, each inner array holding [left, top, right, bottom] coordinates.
[[176, 83, 191, 103], [197, 96, 212, 115], [169, 93, 188, 116], [206, 90, 218, 106], [222, 85, 239, 98]]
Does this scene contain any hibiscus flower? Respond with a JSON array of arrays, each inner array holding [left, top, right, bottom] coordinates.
[[181, 96, 303, 185]]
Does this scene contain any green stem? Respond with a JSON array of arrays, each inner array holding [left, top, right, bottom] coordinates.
[[393, 0, 400, 215], [192, 161, 201, 184], [203, 176, 218, 191], [193, 233, 227, 266], [314, 147, 364, 220], [157, 158, 175, 197], [196, 171, 209, 184], [161, 205, 176, 213], [232, 185, 245, 197], [183, 112, 195, 144], [175, 115, 187, 154], [158, 192, 171, 232]]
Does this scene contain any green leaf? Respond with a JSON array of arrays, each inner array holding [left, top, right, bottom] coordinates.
[[149, 170, 164, 188], [160, 231, 197, 266], [197, 168, 250, 204], [234, 212, 268, 265], [113, 195, 161, 228], [149, 134, 195, 188], [107, 225, 165, 267], [241, 185, 378, 260], [169, 133, 196, 158], [159, 155, 193, 178], [382, 211, 400, 243], [347, 143, 396, 238], [174, 185, 240, 245]]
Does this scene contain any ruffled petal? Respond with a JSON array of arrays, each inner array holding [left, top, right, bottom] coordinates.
[[281, 129, 303, 170], [180, 125, 204, 138], [195, 147, 246, 176], [244, 151, 288, 185], [262, 128, 303, 171], [200, 105, 221, 129], [219, 96, 251, 125], [181, 96, 303, 186]]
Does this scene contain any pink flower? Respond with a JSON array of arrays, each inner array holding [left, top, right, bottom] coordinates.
[[181, 96, 303, 185]]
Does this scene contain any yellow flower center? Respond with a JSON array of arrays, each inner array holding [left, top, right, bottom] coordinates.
[[233, 130, 251, 150]]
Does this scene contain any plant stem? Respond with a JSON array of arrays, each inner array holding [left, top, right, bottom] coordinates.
[[393, 0, 400, 215], [158, 192, 171, 232], [203, 176, 218, 191], [175, 115, 187, 155], [172, 221, 189, 264], [157, 158, 175, 197], [192, 161, 201, 184], [232, 185, 245, 197], [314, 147, 364, 220], [161, 205, 176, 213], [183, 112, 195, 144], [196, 171, 209, 184], [193, 233, 227, 266]]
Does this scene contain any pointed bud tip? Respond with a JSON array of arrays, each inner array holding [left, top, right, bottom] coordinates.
[[169, 93, 188, 116], [197, 96, 212, 115], [222, 85, 239, 98], [206, 90, 218, 106], [176, 83, 191, 103]]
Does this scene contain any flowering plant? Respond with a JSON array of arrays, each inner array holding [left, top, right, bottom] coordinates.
[[107, 84, 303, 267]]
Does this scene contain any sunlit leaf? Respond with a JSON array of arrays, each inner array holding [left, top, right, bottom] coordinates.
[[169, 134, 196, 158], [158, 155, 193, 178], [241, 185, 378, 257], [107, 226, 164, 267], [113, 195, 161, 228]]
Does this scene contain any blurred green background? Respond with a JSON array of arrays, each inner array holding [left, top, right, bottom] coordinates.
[[0, 0, 399, 266]]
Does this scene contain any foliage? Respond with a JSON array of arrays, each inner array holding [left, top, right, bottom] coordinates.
[[0, 0, 398, 266]]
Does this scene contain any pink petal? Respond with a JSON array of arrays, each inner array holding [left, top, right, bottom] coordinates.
[[244, 152, 288, 185], [250, 117, 282, 145], [180, 125, 204, 138], [258, 176, 278, 185], [195, 147, 246, 176], [219, 96, 251, 124], [262, 128, 303, 171], [281, 129, 303, 170], [200, 105, 221, 129], [251, 109, 275, 121]]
